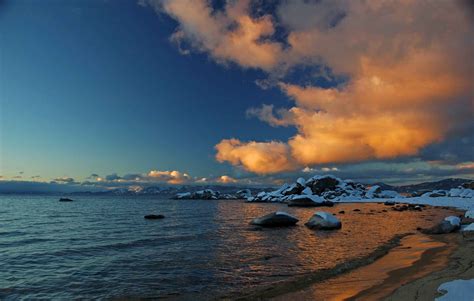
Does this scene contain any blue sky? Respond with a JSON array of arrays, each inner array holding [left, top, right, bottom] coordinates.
[[0, 0, 473, 190], [1, 0, 293, 179]]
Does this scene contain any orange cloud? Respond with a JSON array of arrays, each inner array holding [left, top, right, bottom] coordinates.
[[153, 0, 282, 70], [215, 139, 297, 174], [148, 170, 190, 184], [150, 0, 473, 174], [217, 175, 238, 184]]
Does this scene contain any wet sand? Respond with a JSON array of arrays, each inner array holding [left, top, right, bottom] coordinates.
[[385, 233, 474, 301]]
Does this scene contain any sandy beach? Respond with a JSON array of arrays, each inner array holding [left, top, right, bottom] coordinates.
[[386, 233, 474, 300]]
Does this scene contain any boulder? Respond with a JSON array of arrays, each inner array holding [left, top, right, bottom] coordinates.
[[365, 185, 382, 198], [301, 187, 313, 195], [461, 223, 474, 240], [461, 181, 474, 189], [282, 183, 304, 196], [296, 177, 306, 186], [236, 189, 252, 199], [305, 212, 342, 230], [250, 211, 299, 227], [287, 195, 334, 207], [423, 216, 461, 234], [444, 216, 461, 227], [465, 210, 474, 219], [59, 198, 74, 202], [306, 176, 340, 195], [144, 214, 165, 219]]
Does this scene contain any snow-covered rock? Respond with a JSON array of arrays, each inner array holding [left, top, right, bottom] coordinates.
[[296, 177, 306, 186], [436, 279, 474, 301], [246, 174, 406, 204], [301, 187, 313, 195], [173, 189, 232, 200], [305, 212, 342, 230], [423, 216, 461, 234], [445, 216, 461, 227], [461, 223, 474, 232], [465, 210, 474, 219], [365, 185, 382, 198], [250, 211, 299, 227], [287, 195, 334, 207], [236, 189, 252, 199], [447, 188, 474, 198]]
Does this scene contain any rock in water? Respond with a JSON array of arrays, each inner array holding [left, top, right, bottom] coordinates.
[[59, 198, 74, 202], [144, 214, 165, 219], [250, 211, 299, 227], [305, 212, 342, 230]]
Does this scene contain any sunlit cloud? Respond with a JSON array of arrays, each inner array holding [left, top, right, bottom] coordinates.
[[143, 0, 283, 70], [215, 138, 297, 174], [149, 0, 473, 174], [147, 170, 190, 184], [217, 175, 238, 184]]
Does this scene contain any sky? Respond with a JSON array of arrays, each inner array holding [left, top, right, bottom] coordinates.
[[0, 0, 473, 192]]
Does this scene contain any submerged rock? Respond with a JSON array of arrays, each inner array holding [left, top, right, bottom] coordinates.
[[59, 198, 74, 202], [250, 211, 299, 227], [144, 214, 165, 219], [305, 212, 342, 230]]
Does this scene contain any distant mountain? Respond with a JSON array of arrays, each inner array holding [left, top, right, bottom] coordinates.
[[69, 185, 272, 196], [392, 178, 472, 193], [371, 182, 396, 191]]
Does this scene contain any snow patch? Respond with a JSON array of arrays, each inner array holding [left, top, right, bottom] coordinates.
[[436, 279, 474, 301]]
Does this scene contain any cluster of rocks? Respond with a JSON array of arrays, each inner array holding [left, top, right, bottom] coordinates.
[[173, 189, 252, 200], [420, 208, 474, 237], [420, 183, 474, 199], [247, 175, 403, 203], [250, 210, 342, 230], [388, 203, 424, 212]]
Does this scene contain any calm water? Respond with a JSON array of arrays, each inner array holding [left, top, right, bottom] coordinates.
[[0, 195, 454, 300]]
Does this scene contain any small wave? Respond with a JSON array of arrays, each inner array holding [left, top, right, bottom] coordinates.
[[0, 237, 54, 248]]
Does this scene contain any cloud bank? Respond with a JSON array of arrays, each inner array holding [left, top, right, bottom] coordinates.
[[145, 0, 473, 174]]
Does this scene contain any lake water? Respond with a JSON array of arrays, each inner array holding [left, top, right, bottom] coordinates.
[[0, 195, 456, 300]]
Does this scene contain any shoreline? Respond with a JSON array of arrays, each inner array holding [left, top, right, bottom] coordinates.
[[385, 233, 474, 300], [232, 233, 410, 300], [230, 206, 465, 301]]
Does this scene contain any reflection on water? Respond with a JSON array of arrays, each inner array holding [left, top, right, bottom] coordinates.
[[0, 195, 458, 299], [272, 234, 448, 301]]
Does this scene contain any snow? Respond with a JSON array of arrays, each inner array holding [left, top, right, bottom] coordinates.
[[290, 194, 325, 203], [461, 223, 474, 232], [315, 211, 340, 223], [365, 185, 380, 198], [275, 211, 297, 219], [436, 279, 474, 301], [296, 177, 306, 186], [466, 210, 474, 218], [444, 216, 461, 227], [448, 188, 474, 198]]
